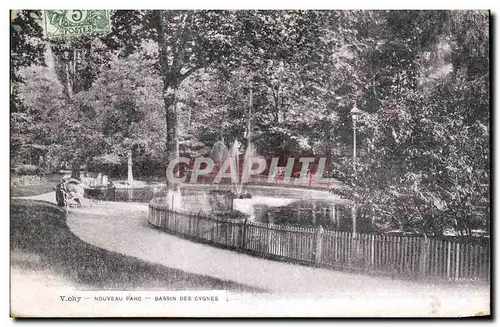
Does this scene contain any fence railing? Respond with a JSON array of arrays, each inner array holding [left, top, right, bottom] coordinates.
[[149, 204, 490, 282]]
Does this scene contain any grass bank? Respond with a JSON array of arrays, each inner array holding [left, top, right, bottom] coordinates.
[[10, 199, 263, 292], [10, 173, 63, 197], [10, 184, 55, 197]]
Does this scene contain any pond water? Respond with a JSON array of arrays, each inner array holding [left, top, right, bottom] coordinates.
[[103, 183, 356, 230]]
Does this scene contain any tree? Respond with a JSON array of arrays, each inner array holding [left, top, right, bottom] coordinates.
[[175, 11, 357, 164], [15, 64, 67, 169], [331, 11, 490, 236], [74, 50, 164, 181], [11, 10, 46, 164], [11, 10, 45, 85], [48, 36, 116, 179], [11, 10, 489, 236], [107, 10, 247, 207]]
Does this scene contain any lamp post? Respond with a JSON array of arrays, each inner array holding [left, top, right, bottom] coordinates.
[[247, 86, 253, 150], [350, 105, 362, 236], [350, 106, 362, 163]]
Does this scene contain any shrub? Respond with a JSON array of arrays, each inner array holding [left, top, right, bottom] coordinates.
[[213, 210, 249, 221], [11, 175, 46, 186], [264, 200, 351, 230], [14, 164, 42, 176]]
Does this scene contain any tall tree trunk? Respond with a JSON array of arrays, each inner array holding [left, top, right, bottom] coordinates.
[[127, 148, 134, 182], [65, 61, 73, 99], [156, 11, 180, 191], [163, 86, 180, 192], [58, 46, 79, 178], [161, 85, 182, 211], [156, 10, 181, 209], [71, 161, 80, 180]]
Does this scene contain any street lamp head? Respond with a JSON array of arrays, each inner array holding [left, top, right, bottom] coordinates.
[[350, 106, 362, 121]]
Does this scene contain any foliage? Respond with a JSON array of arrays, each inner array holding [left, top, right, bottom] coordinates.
[[11, 10, 47, 163], [213, 210, 249, 221], [10, 10, 490, 236], [11, 10, 45, 84], [330, 11, 490, 236], [13, 164, 42, 176], [13, 65, 67, 168], [73, 51, 165, 173]]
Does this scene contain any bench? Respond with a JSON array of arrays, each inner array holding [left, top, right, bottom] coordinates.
[[55, 186, 82, 213]]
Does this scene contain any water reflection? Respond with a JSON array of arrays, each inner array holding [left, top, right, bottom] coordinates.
[[105, 184, 356, 231], [255, 199, 350, 229]]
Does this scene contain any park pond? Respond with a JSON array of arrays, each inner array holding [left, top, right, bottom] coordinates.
[[100, 182, 359, 231]]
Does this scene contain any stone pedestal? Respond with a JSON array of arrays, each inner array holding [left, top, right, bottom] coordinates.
[[208, 190, 234, 211]]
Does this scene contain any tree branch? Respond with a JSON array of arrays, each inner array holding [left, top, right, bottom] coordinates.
[[179, 63, 204, 82], [171, 12, 194, 78], [154, 10, 171, 85]]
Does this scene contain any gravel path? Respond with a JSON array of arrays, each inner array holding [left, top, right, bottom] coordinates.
[[14, 192, 490, 316]]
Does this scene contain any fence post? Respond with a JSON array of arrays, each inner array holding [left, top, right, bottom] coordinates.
[[446, 241, 451, 280], [312, 202, 317, 226], [418, 236, 429, 279], [240, 217, 248, 249], [196, 210, 201, 239], [371, 234, 375, 269], [314, 226, 324, 263]]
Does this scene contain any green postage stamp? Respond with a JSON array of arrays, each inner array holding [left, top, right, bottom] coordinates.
[[42, 10, 111, 38]]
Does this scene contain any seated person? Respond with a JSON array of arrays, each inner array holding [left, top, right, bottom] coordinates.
[[64, 178, 85, 206], [54, 181, 66, 207]]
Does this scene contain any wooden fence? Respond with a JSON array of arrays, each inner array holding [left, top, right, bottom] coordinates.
[[149, 204, 490, 282]]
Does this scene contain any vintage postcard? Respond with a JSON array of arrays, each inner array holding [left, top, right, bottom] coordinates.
[[10, 9, 491, 317]]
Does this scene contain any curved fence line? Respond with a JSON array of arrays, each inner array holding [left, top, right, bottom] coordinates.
[[148, 205, 490, 283]]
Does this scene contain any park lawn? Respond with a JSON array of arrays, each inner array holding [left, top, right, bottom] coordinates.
[[10, 173, 64, 197], [10, 199, 261, 292], [10, 184, 55, 197]]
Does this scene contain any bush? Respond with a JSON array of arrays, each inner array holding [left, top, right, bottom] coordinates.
[[213, 210, 249, 221], [14, 164, 42, 175], [263, 200, 351, 230], [11, 175, 46, 186]]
